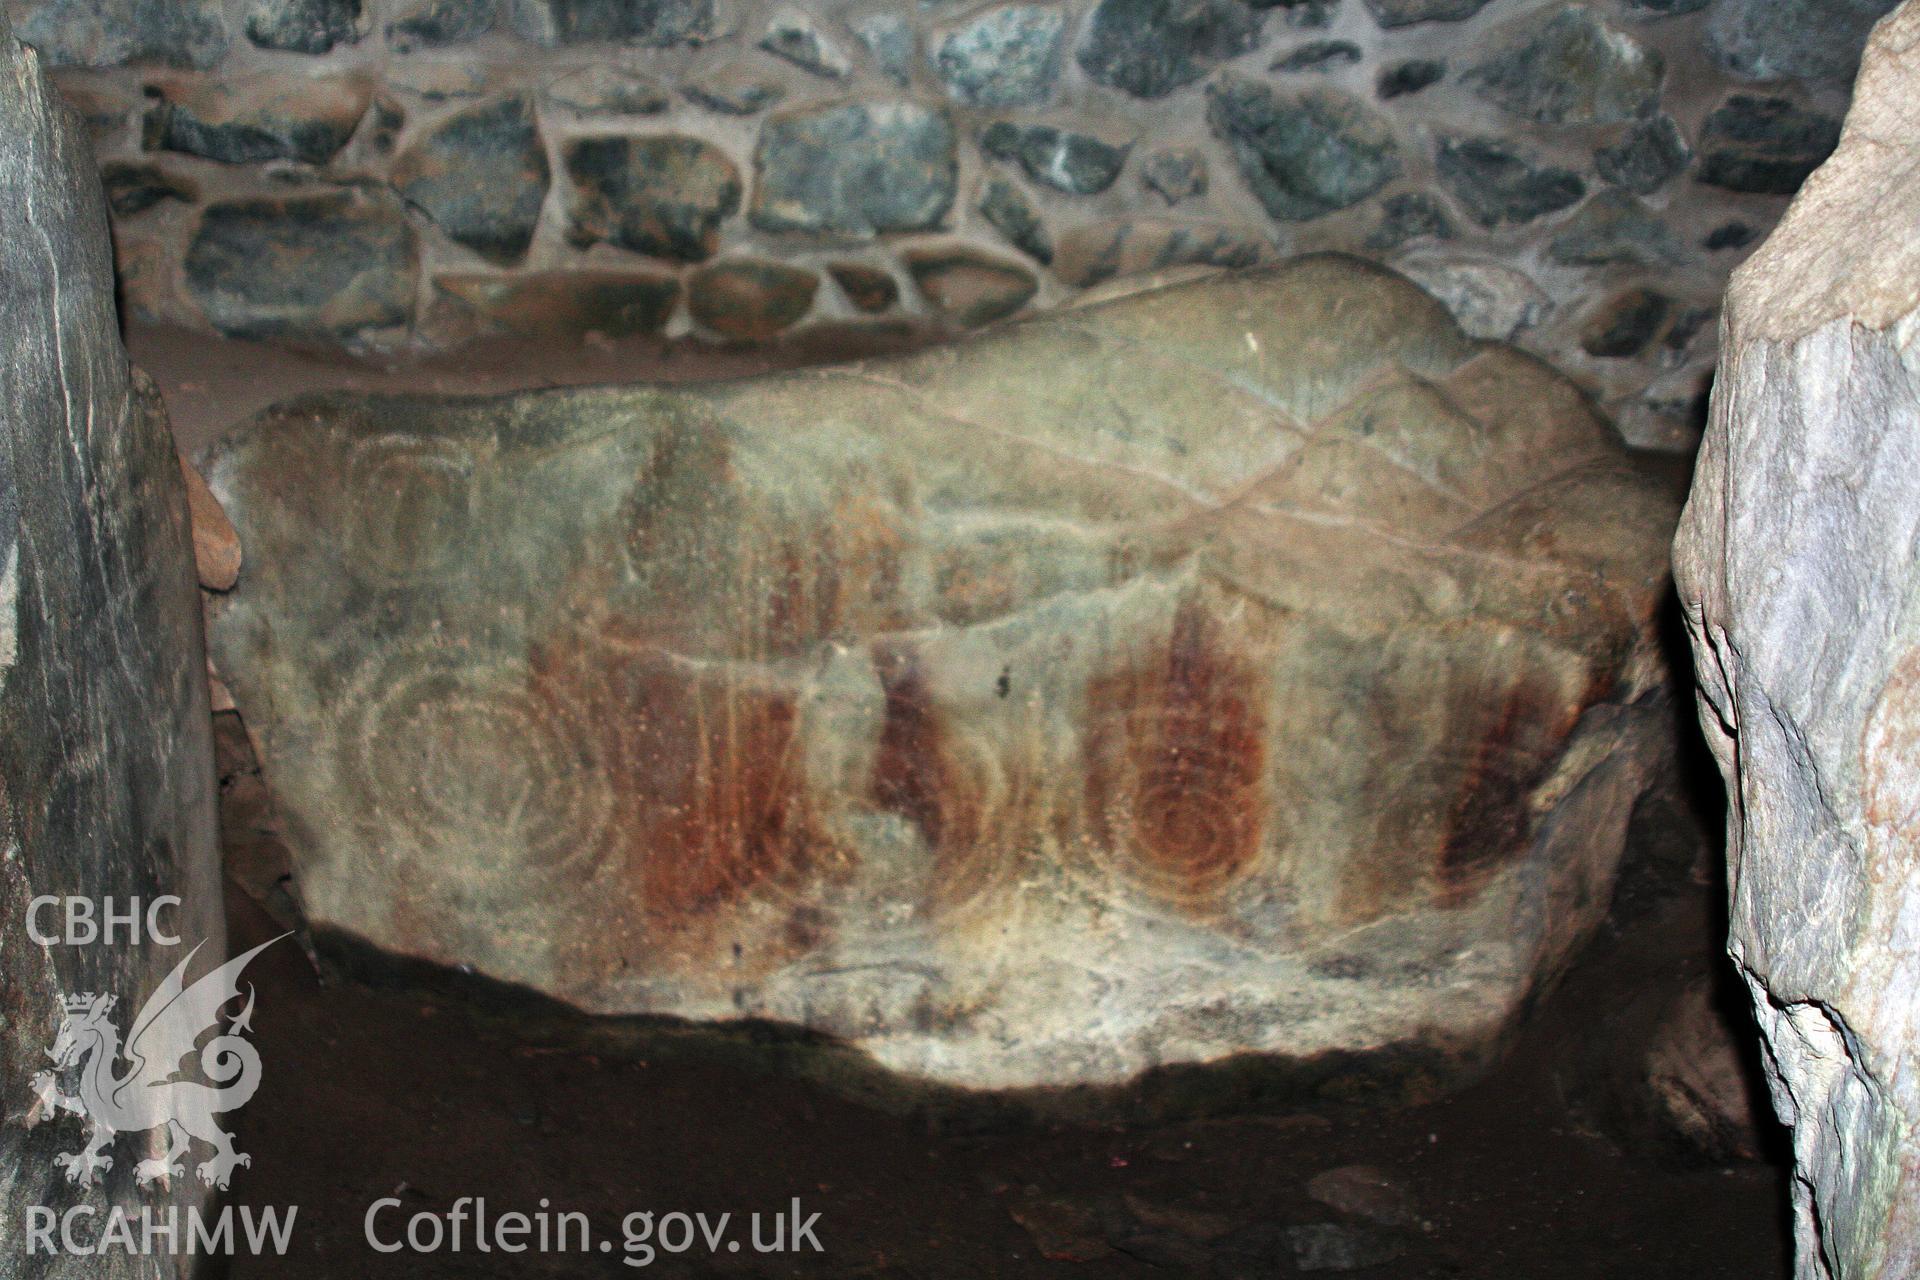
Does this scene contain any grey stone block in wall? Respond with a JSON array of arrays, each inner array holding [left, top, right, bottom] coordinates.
[[101, 159, 197, 215], [142, 74, 372, 166], [683, 62, 787, 115], [245, 0, 364, 53], [1361, 0, 1491, 29], [1, 17, 225, 1277], [1366, 191, 1453, 250], [1051, 216, 1267, 286], [687, 257, 820, 339], [1376, 57, 1443, 98], [903, 243, 1037, 326], [544, 66, 669, 115], [1546, 190, 1689, 269], [1697, 95, 1842, 196], [387, 0, 497, 47], [186, 188, 419, 340], [562, 134, 741, 261], [851, 11, 916, 86], [1465, 6, 1663, 126], [760, 5, 851, 78], [1704, 0, 1901, 84], [751, 99, 957, 235], [509, 0, 717, 46], [392, 94, 549, 265], [1077, 0, 1263, 98], [982, 122, 1129, 195], [1435, 137, 1585, 228], [1271, 38, 1361, 72], [933, 3, 1066, 106], [1142, 147, 1208, 204], [978, 176, 1054, 263], [1208, 74, 1401, 221], [11, 0, 229, 67], [1596, 115, 1691, 194]]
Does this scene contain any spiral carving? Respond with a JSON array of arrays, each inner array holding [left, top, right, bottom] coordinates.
[[1083, 600, 1269, 911], [336, 644, 618, 883]]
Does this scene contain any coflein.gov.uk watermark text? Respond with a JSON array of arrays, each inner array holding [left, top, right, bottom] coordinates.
[[366, 1196, 824, 1267]]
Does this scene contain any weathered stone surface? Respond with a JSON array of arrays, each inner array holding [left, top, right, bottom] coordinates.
[[393, 94, 549, 265], [933, 3, 1065, 106], [11, 0, 229, 68], [563, 134, 740, 261], [751, 100, 956, 235], [244, 0, 363, 52], [1077, 0, 1262, 99], [1675, 10, 1920, 1274], [387, 0, 496, 47], [904, 244, 1037, 326], [1596, 114, 1690, 194], [1547, 190, 1688, 269], [1361, 0, 1489, 28], [1142, 147, 1207, 205], [978, 176, 1053, 263], [687, 258, 818, 339], [186, 188, 418, 341], [1697, 95, 1841, 197], [1394, 255, 1551, 341], [508, 0, 717, 46], [1435, 137, 1584, 228], [760, 5, 850, 77], [1366, 192, 1453, 251], [434, 270, 679, 339], [1376, 57, 1442, 98], [827, 261, 899, 313], [100, 159, 197, 215], [545, 65, 668, 115], [1465, 7, 1662, 126], [1, 17, 224, 1268], [982, 122, 1128, 195], [1052, 217, 1268, 287], [207, 256, 1684, 1094], [1208, 75, 1401, 221], [142, 73, 371, 166], [1705, 0, 1901, 85]]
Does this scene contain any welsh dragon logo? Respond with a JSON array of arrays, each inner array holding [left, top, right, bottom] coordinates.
[[28, 936, 284, 1190]]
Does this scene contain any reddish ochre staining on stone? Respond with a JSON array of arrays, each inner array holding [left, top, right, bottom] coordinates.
[[529, 614, 827, 930], [759, 497, 908, 655], [1084, 599, 1269, 908], [632, 672, 813, 917], [868, 643, 1003, 914]]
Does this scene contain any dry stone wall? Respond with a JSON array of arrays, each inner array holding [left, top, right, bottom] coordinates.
[[5, 0, 1894, 449]]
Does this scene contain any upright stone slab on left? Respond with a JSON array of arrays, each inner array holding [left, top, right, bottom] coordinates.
[[0, 13, 225, 1278]]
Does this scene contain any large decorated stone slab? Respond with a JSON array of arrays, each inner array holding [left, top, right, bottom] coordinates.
[[207, 256, 1684, 1094]]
